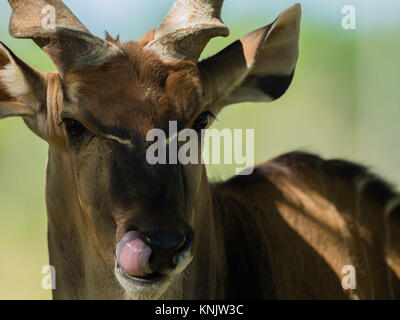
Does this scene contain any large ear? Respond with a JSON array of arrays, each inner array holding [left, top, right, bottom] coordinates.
[[198, 4, 301, 112], [0, 42, 46, 120]]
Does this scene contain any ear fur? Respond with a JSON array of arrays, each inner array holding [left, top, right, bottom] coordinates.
[[198, 4, 301, 111], [0, 42, 46, 119]]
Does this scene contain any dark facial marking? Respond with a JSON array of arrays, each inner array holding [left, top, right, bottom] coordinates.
[[256, 70, 295, 99]]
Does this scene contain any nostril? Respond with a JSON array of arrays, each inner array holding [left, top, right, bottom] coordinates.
[[139, 230, 186, 256], [172, 236, 191, 265]]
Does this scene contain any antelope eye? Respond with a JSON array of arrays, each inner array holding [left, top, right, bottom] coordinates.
[[62, 118, 88, 138], [193, 111, 215, 130]]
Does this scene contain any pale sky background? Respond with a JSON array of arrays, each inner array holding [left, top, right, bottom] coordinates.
[[1, 0, 400, 42]]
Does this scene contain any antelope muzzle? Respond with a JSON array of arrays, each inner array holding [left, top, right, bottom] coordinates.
[[116, 229, 193, 284]]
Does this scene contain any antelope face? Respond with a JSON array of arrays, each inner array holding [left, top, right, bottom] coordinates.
[[61, 44, 207, 298], [1, 0, 301, 300]]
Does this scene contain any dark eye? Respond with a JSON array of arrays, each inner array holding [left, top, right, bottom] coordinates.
[[193, 111, 215, 130], [62, 118, 88, 138]]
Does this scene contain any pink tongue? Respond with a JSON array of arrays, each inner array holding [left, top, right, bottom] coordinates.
[[118, 237, 152, 277]]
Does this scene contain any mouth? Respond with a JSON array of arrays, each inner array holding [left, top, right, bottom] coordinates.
[[115, 230, 167, 286], [115, 230, 193, 289], [116, 265, 166, 285]]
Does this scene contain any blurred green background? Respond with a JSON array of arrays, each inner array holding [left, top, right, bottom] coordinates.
[[0, 0, 399, 299]]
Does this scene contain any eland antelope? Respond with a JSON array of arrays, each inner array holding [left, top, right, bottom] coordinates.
[[0, 0, 399, 299]]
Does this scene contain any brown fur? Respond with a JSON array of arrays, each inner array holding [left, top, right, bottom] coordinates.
[[0, 2, 399, 300], [1, 38, 399, 301], [214, 152, 400, 299], [63, 42, 202, 140], [137, 29, 155, 46], [0, 52, 14, 102]]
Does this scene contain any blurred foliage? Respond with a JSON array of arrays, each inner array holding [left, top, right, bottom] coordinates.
[[0, 1, 399, 300]]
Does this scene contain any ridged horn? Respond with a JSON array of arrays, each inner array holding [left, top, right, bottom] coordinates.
[[145, 0, 230, 62], [8, 0, 122, 76]]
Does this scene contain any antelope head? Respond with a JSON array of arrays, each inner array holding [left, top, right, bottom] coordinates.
[[0, 0, 301, 299]]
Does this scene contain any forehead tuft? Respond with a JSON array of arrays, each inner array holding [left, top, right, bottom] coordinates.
[[62, 41, 202, 135]]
